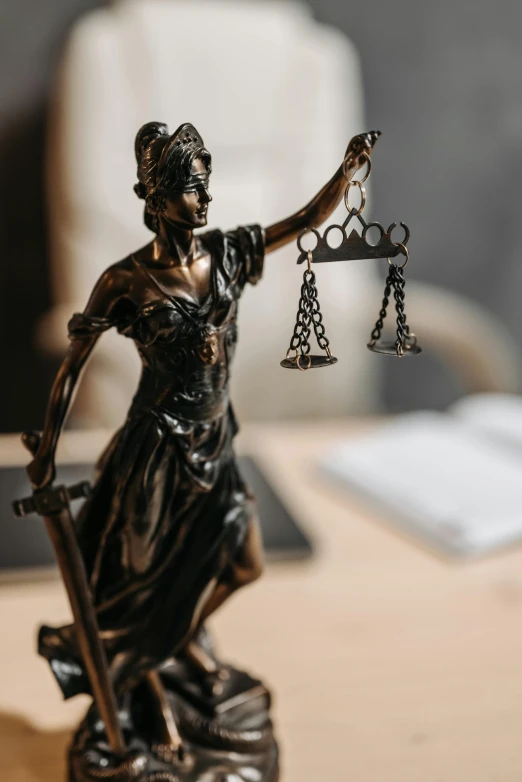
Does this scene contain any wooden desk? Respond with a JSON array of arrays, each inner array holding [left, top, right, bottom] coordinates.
[[1, 421, 522, 782]]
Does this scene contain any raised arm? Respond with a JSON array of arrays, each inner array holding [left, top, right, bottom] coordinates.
[[264, 131, 381, 255], [26, 265, 128, 489]]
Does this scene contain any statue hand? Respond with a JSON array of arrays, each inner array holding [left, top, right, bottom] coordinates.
[[23, 431, 56, 490], [344, 130, 381, 173]]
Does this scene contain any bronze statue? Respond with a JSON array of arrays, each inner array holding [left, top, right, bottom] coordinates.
[[17, 123, 382, 781]]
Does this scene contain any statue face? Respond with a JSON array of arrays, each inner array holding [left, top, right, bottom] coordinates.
[[162, 157, 212, 230]]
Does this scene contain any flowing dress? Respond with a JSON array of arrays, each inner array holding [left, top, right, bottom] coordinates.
[[39, 225, 265, 698]]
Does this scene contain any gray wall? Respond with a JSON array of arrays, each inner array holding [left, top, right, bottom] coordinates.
[[1, 0, 521, 429]]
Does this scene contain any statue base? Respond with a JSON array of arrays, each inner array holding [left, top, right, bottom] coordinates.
[[68, 661, 279, 782]]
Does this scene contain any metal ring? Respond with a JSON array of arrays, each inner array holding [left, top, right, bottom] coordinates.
[[307, 250, 313, 272], [297, 353, 312, 371], [387, 221, 410, 247], [362, 221, 385, 246], [387, 242, 409, 269], [324, 223, 348, 250], [344, 180, 366, 216], [286, 348, 297, 362], [342, 150, 372, 183], [297, 227, 320, 256]]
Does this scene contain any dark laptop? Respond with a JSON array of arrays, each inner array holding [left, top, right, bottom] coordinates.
[[0, 455, 312, 574]]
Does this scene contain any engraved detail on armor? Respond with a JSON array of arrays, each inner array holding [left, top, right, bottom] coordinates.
[[196, 329, 219, 365]]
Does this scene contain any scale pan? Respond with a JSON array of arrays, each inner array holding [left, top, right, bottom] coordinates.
[[367, 340, 422, 357], [280, 354, 338, 370]]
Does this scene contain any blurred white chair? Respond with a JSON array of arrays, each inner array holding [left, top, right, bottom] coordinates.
[[43, 0, 378, 427], [43, 0, 522, 428]]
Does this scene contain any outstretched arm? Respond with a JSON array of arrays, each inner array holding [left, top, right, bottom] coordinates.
[[26, 266, 127, 489], [264, 131, 381, 255]]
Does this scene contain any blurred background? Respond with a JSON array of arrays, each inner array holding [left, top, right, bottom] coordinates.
[[3, 5, 522, 781], [2, 0, 522, 432]]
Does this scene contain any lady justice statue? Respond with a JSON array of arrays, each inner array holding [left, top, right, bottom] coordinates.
[[20, 122, 381, 781]]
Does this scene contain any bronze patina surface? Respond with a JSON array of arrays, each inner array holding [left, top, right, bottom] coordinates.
[[18, 123, 380, 780]]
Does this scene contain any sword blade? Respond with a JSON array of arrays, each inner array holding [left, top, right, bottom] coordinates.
[[42, 506, 126, 757]]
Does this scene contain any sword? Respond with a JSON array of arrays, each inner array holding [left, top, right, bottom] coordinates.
[[12, 431, 126, 758]]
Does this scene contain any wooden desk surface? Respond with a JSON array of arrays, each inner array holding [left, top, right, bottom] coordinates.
[[1, 420, 522, 782]]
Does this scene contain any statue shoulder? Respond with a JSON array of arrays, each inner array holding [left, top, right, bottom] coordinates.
[[83, 257, 136, 319]]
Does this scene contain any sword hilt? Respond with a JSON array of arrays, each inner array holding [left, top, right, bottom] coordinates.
[[15, 435, 125, 757], [12, 481, 92, 518]]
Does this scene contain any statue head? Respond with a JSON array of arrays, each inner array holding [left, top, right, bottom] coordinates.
[[134, 122, 212, 233]]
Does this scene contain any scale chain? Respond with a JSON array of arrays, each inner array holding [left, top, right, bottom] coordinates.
[[368, 262, 417, 357], [311, 286, 330, 352], [392, 265, 411, 351], [287, 269, 332, 358], [370, 272, 393, 344]]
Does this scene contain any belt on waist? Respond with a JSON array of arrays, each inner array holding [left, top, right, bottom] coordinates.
[[130, 394, 229, 423]]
